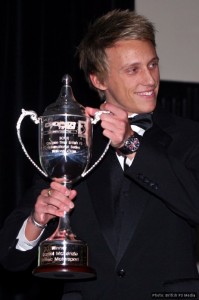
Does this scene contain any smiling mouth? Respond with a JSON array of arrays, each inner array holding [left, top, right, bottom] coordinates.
[[136, 90, 154, 96]]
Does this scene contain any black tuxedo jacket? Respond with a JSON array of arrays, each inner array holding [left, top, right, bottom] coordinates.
[[1, 106, 199, 300]]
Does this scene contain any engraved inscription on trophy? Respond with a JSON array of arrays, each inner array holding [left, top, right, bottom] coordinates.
[[40, 115, 90, 182], [40, 242, 87, 266]]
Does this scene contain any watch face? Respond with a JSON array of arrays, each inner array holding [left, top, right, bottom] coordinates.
[[119, 133, 141, 155], [127, 137, 140, 152]]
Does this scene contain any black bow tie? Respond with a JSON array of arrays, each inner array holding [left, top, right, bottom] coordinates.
[[128, 113, 153, 130]]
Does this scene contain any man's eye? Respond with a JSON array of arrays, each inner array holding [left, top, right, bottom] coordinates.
[[149, 61, 159, 69], [126, 67, 138, 74]]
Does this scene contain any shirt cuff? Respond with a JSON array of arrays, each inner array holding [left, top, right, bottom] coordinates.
[[16, 218, 44, 251]]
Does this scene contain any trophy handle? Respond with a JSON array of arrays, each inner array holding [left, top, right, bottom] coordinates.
[[16, 109, 48, 177], [81, 110, 111, 178], [81, 140, 111, 178]]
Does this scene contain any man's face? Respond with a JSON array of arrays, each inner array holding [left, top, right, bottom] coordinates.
[[101, 39, 160, 114]]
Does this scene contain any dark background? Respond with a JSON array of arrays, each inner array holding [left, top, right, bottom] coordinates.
[[0, 1, 199, 299]]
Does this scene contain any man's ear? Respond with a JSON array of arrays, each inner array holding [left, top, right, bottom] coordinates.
[[89, 74, 107, 91]]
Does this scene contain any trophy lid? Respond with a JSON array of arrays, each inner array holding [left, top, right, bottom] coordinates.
[[42, 74, 85, 116]]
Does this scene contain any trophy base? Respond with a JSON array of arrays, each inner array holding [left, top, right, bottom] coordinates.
[[32, 238, 96, 280], [32, 264, 96, 279]]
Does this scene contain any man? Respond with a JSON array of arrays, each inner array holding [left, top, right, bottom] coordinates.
[[1, 9, 199, 300]]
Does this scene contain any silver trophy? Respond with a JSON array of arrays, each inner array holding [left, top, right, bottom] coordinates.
[[16, 74, 110, 279]]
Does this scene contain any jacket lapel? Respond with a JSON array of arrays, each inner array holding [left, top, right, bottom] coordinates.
[[115, 177, 148, 262], [88, 146, 122, 257], [87, 125, 119, 256]]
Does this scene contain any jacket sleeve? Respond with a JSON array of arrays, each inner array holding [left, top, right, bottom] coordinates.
[[0, 174, 57, 271], [127, 123, 199, 225]]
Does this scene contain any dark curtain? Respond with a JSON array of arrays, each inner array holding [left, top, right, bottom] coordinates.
[[0, 1, 135, 300], [158, 81, 199, 122]]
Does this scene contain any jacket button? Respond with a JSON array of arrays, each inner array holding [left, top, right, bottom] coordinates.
[[117, 269, 126, 277], [143, 177, 150, 183], [149, 182, 159, 190]]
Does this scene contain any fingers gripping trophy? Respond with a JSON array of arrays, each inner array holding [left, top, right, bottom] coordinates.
[[16, 74, 110, 279]]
